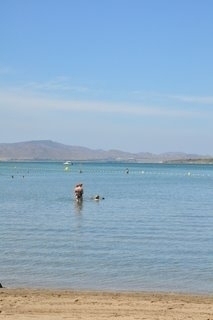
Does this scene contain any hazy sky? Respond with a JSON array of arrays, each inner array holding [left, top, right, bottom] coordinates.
[[1, 0, 213, 154]]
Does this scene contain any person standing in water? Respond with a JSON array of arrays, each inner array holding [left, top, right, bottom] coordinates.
[[74, 183, 84, 201]]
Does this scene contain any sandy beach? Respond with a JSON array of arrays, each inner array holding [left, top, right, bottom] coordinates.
[[0, 289, 213, 320]]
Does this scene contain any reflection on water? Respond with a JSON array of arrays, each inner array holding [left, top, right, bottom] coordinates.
[[74, 199, 83, 214]]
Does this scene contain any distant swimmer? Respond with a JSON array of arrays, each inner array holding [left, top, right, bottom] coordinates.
[[74, 183, 84, 201], [92, 195, 105, 201]]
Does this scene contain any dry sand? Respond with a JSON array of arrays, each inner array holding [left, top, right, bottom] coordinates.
[[0, 288, 213, 320]]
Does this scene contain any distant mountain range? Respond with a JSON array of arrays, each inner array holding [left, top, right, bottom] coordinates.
[[0, 140, 212, 163]]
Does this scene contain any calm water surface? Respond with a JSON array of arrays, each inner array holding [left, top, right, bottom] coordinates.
[[0, 161, 213, 293]]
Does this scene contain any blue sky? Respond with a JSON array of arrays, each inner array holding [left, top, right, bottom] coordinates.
[[1, 0, 213, 154]]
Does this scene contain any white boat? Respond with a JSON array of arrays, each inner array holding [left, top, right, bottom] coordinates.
[[64, 161, 71, 165]]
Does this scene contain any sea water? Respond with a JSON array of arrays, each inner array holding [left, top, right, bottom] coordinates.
[[0, 161, 213, 293]]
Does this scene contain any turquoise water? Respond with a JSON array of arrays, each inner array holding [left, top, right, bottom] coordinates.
[[0, 161, 213, 293]]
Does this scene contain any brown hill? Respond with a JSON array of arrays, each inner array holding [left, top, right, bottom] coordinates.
[[0, 140, 210, 162]]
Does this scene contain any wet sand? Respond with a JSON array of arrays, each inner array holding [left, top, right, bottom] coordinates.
[[1, 288, 213, 319]]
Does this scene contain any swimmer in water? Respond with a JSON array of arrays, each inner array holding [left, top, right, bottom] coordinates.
[[92, 195, 105, 201]]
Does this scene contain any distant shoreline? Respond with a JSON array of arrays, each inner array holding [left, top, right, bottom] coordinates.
[[163, 158, 213, 164], [1, 158, 213, 164]]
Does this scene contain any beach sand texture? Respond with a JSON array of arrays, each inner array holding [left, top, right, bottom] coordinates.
[[0, 289, 213, 320]]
